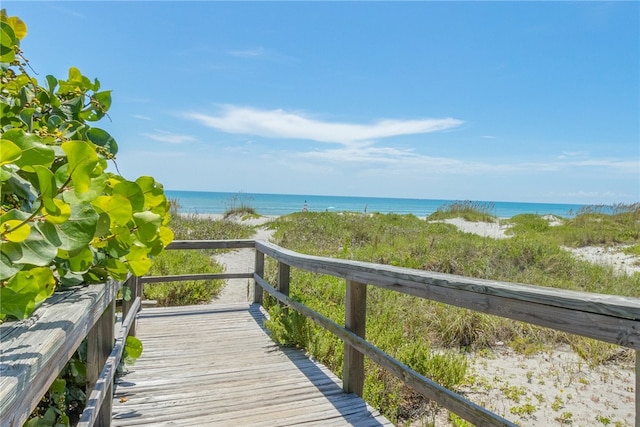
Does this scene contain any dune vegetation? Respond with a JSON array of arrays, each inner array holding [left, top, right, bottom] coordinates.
[[149, 202, 639, 424]]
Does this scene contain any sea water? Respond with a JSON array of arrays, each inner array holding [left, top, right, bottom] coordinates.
[[165, 190, 589, 218]]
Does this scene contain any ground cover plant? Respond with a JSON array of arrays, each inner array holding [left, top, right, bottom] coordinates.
[[263, 207, 639, 424]]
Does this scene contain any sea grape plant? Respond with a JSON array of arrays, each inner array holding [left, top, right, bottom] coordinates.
[[0, 10, 174, 321]]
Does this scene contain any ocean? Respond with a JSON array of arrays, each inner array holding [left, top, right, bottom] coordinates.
[[165, 190, 591, 218]]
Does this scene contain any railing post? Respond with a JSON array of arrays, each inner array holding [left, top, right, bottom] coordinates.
[[636, 350, 640, 427], [343, 279, 366, 397], [86, 298, 115, 426], [121, 276, 140, 337], [277, 261, 290, 299], [253, 250, 265, 304]]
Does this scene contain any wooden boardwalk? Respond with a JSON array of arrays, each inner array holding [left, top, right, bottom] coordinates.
[[111, 303, 393, 426]]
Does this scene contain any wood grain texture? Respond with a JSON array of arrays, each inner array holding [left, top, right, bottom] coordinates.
[[0, 281, 122, 427], [254, 240, 640, 349], [111, 303, 392, 426]]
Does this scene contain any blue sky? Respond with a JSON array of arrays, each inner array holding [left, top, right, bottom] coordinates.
[[5, 1, 639, 204]]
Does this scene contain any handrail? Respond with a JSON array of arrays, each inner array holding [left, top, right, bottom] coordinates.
[[151, 239, 639, 426], [0, 275, 141, 427]]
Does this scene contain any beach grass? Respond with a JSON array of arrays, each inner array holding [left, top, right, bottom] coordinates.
[[144, 210, 256, 306], [426, 200, 497, 222], [263, 208, 639, 423]]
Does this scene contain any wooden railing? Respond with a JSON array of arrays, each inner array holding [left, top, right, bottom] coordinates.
[[155, 240, 640, 426], [0, 275, 142, 427], [2, 239, 639, 426]]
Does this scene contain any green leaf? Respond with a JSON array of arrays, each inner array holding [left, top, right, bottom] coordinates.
[[0, 138, 21, 165], [0, 219, 30, 242], [43, 199, 72, 224], [133, 211, 161, 244], [113, 181, 144, 212], [45, 75, 58, 93], [0, 250, 22, 280], [136, 176, 167, 209], [61, 140, 99, 193], [122, 285, 132, 302], [3, 129, 54, 171], [92, 194, 132, 226], [0, 227, 58, 266], [1, 267, 55, 319], [0, 21, 16, 63], [33, 165, 57, 209], [125, 246, 152, 276], [86, 127, 118, 155], [106, 258, 128, 281], [67, 246, 94, 273], [37, 200, 98, 252], [125, 336, 143, 359], [6, 15, 27, 40], [18, 107, 36, 131]]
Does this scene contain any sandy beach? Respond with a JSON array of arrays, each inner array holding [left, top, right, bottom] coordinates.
[[201, 213, 636, 426]]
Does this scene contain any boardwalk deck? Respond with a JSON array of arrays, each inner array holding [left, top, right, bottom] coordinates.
[[112, 303, 393, 426]]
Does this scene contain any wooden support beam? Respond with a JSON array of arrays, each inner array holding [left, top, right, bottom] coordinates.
[[254, 250, 265, 304], [86, 301, 115, 426], [343, 280, 367, 396]]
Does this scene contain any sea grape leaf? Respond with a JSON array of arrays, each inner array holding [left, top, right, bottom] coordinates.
[[105, 258, 128, 281], [1, 267, 55, 320], [0, 250, 22, 280], [67, 246, 94, 273], [6, 14, 27, 40], [1, 219, 30, 242], [133, 211, 161, 244], [125, 336, 143, 359], [92, 194, 132, 226], [136, 176, 166, 209], [43, 198, 72, 224], [0, 139, 21, 165], [0, 227, 58, 266], [113, 180, 144, 211], [0, 21, 16, 63], [158, 225, 174, 247], [36, 201, 98, 252], [61, 140, 99, 193], [125, 246, 152, 276], [33, 165, 57, 211], [86, 127, 118, 155], [3, 129, 54, 171]]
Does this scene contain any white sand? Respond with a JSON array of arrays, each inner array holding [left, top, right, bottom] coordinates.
[[433, 217, 512, 239], [201, 213, 636, 426], [565, 245, 640, 276]]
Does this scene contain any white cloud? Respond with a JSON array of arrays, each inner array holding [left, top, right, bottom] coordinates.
[[133, 114, 152, 121], [229, 47, 267, 58], [140, 130, 197, 144], [184, 106, 463, 146]]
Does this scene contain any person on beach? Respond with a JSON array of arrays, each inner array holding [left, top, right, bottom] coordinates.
[[302, 200, 308, 212]]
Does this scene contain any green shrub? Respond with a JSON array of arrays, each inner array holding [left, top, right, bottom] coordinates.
[[426, 201, 496, 222]]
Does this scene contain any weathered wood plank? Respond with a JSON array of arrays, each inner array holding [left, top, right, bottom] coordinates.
[[140, 272, 252, 283], [344, 279, 366, 396], [0, 281, 122, 427], [112, 303, 392, 426], [79, 297, 140, 427], [255, 241, 640, 348], [166, 239, 255, 250], [255, 276, 515, 427]]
